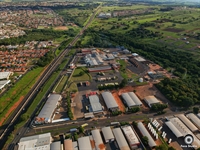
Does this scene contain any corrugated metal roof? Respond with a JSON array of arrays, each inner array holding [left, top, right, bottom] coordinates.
[[38, 94, 62, 122], [89, 95, 103, 113], [88, 66, 112, 72], [64, 139, 73, 150], [186, 113, 200, 129], [137, 122, 156, 148], [78, 137, 92, 150], [101, 91, 118, 109], [72, 142, 78, 150], [0, 71, 11, 79], [112, 128, 130, 150], [177, 114, 198, 132], [122, 93, 136, 107], [91, 129, 105, 150], [144, 96, 160, 107], [50, 141, 61, 150], [121, 126, 140, 146], [165, 121, 183, 138], [128, 92, 142, 106], [101, 127, 114, 142]]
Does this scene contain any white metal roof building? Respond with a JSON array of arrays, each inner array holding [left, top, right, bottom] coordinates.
[[101, 126, 115, 143], [18, 133, 51, 150], [121, 92, 142, 108], [144, 96, 160, 108], [186, 113, 200, 130], [0, 72, 12, 80], [50, 141, 61, 150], [177, 114, 198, 132], [165, 121, 183, 138], [89, 95, 103, 113], [101, 91, 119, 111], [91, 129, 106, 150], [0, 80, 10, 90], [72, 141, 78, 150], [78, 136, 92, 150], [112, 128, 130, 150], [121, 126, 140, 149], [37, 94, 62, 123], [137, 122, 157, 148]]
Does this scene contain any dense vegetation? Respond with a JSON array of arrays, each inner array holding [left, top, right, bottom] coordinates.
[[0, 28, 76, 46], [80, 27, 200, 108]]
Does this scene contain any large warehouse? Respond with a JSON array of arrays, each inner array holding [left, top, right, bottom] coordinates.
[[35, 94, 62, 124], [0, 71, 13, 80], [78, 137, 92, 150], [91, 129, 106, 150], [112, 128, 130, 150], [89, 95, 103, 114], [177, 114, 198, 132], [165, 121, 183, 138], [101, 91, 119, 111], [18, 133, 52, 150], [101, 126, 115, 143], [144, 96, 160, 108], [137, 122, 157, 148], [50, 141, 61, 150], [121, 126, 140, 149], [186, 113, 200, 130], [0, 80, 10, 90], [121, 92, 142, 109], [88, 66, 112, 72]]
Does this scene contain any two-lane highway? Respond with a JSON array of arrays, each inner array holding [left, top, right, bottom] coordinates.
[[0, 4, 101, 150]]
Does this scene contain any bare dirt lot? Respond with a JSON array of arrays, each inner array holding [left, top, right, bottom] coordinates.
[[148, 63, 171, 78], [111, 91, 125, 112], [53, 100, 68, 120], [54, 26, 68, 30]]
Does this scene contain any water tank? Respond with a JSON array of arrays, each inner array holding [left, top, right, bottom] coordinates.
[[139, 78, 143, 83]]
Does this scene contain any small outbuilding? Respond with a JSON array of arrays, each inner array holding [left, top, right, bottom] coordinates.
[[101, 126, 115, 143]]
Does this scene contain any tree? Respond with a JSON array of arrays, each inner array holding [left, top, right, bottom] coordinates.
[[141, 136, 149, 146], [193, 107, 199, 114], [79, 126, 84, 133], [120, 78, 128, 88], [79, 71, 85, 76], [151, 104, 168, 112], [74, 133, 78, 141]]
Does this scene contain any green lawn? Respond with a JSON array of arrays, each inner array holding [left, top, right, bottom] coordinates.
[[70, 68, 91, 82], [68, 82, 78, 92], [55, 75, 68, 93], [0, 67, 44, 125]]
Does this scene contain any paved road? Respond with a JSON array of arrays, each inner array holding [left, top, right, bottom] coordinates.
[[1, 4, 101, 150]]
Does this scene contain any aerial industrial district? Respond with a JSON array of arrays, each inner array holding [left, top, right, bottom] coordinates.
[[0, 2, 200, 150], [2, 46, 200, 150]]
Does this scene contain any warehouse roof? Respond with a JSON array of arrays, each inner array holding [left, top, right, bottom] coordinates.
[[144, 96, 160, 107], [186, 113, 200, 129], [121, 93, 135, 107], [128, 92, 142, 105], [177, 114, 198, 132], [38, 94, 62, 122], [88, 66, 112, 72], [112, 128, 130, 150], [137, 122, 156, 148], [91, 129, 105, 150], [89, 95, 103, 113], [121, 126, 140, 146], [101, 127, 114, 142], [50, 141, 61, 150], [101, 91, 118, 109], [0, 80, 10, 90], [78, 137, 92, 150], [64, 139, 73, 150], [18, 133, 51, 150], [165, 121, 183, 138], [0, 72, 12, 80], [72, 141, 78, 150]]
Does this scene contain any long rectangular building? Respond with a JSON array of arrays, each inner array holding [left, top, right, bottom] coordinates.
[[91, 129, 106, 150], [78, 136, 92, 150], [101, 127, 115, 143], [36, 94, 62, 123], [186, 113, 200, 130], [89, 95, 103, 113], [101, 91, 119, 111], [121, 126, 140, 149], [121, 92, 142, 109], [112, 128, 130, 150]]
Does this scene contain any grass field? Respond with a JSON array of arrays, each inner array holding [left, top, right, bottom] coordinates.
[[0, 67, 44, 125], [70, 68, 91, 82], [55, 75, 68, 93]]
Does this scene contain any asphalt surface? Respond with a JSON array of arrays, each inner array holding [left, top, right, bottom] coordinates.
[[1, 4, 101, 150]]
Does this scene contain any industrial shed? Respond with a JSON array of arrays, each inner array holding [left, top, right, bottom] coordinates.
[[0, 71, 13, 80], [112, 128, 130, 150], [165, 121, 183, 138], [78, 136, 92, 150], [36, 94, 62, 124], [121, 92, 142, 109], [177, 114, 198, 132], [72, 141, 78, 150], [101, 91, 119, 111], [102, 126, 115, 143], [91, 129, 106, 150], [0, 80, 10, 90], [187, 113, 200, 129], [18, 133, 51, 150], [144, 96, 160, 108], [137, 122, 156, 148], [89, 95, 103, 114], [121, 126, 140, 149], [88, 66, 112, 72], [50, 141, 61, 150], [64, 139, 73, 150]]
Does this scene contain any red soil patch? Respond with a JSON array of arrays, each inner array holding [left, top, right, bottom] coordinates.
[[98, 143, 106, 150], [164, 28, 185, 33], [118, 86, 134, 95], [0, 96, 24, 126], [112, 91, 125, 112]]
